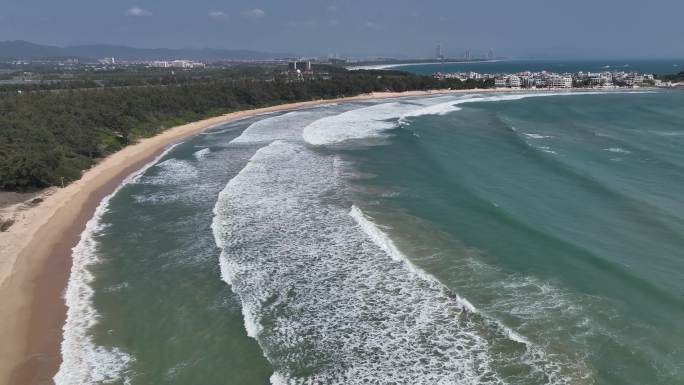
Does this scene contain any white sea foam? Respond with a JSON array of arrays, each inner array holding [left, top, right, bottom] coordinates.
[[132, 128, 262, 206], [129, 156, 204, 205], [399, 103, 463, 121], [302, 102, 425, 145], [54, 143, 181, 385], [231, 111, 312, 143], [349, 205, 477, 312], [302, 97, 472, 145], [537, 145, 558, 154], [524, 133, 553, 139], [199, 127, 235, 136], [269, 372, 289, 385], [301, 97, 462, 145], [211, 139, 574, 384], [604, 147, 632, 154], [395, 93, 558, 128], [147, 158, 198, 185], [231, 107, 345, 144], [193, 147, 211, 159], [305, 91, 644, 146], [411, 91, 651, 120], [348, 206, 596, 385]]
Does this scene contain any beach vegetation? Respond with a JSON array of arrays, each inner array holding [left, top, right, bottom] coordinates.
[[0, 68, 491, 191]]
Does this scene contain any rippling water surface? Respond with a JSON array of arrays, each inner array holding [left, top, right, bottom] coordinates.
[[57, 90, 684, 385]]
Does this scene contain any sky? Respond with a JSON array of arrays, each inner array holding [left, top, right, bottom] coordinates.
[[2, 0, 684, 58]]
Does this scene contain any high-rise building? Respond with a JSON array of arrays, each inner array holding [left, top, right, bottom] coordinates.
[[288, 61, 312, 71], [436, 44, 444, 60]]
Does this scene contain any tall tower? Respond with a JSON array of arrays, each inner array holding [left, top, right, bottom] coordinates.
[[488, 48, 495, 59], [436, 44, 444, 60]]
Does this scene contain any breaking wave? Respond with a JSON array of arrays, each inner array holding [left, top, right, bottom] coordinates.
[[211, 137, 578, 384], [55, 143, 181, 385], [302, 102, 421, 145], [193, 147, 211, 159], [303, 91, 646, 146]]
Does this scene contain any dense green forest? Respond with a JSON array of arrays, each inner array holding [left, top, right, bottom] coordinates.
[[0, 68, 492, 190], [0, 64, 293, 92]]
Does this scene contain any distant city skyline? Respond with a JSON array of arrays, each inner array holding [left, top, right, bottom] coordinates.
[[2, 0, 684, 59]]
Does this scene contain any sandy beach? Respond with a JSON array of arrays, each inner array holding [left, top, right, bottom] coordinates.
[[0, 88, 518, 385]]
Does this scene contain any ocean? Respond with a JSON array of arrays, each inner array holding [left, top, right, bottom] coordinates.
[[56, 90, 684, 385], [384, 59, 684, 76]]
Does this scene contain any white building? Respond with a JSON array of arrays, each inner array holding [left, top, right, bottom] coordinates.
[[288, 61, 312, 71], [625, 73, 644, 86], [548, 75, 572, 88], [520, 75, 535, 88], [534, 78, 547, 87], [507, 75, 521, 88], [588, 72, 602, 85], [148, 60, 205, 69]]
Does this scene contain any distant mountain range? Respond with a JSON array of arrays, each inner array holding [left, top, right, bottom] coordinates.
[[0, 40, 288, 61]]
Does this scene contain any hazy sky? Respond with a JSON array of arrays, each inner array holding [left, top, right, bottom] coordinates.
[[2, 0, 684, 58]]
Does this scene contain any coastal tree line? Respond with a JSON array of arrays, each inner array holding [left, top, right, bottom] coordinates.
[[658, 71, 684, 83], [0, 69, 493, 191]]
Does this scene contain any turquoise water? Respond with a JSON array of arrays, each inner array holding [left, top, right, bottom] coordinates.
[[391, 59, 684, 75], [56, 90, 684, 385]]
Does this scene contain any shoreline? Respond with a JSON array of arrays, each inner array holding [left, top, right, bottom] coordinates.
[[0, 86, 596, 384], [0, 89, 481, 384]]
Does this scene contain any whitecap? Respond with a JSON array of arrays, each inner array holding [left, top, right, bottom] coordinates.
[[524, 133, 553, 139], [193, 147, 211, 159], [604, 147, 632, 154], [537, 146, 558, 154], [302, 102, 420, 145]]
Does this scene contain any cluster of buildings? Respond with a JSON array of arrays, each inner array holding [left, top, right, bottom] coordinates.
[[96, 58, 206, 69], [146, 60, 205, 69], [287, 60, 312, 72], [434, 70, 668, 89], [98, 57, 116, 65], [493, 72, 575, 88]]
